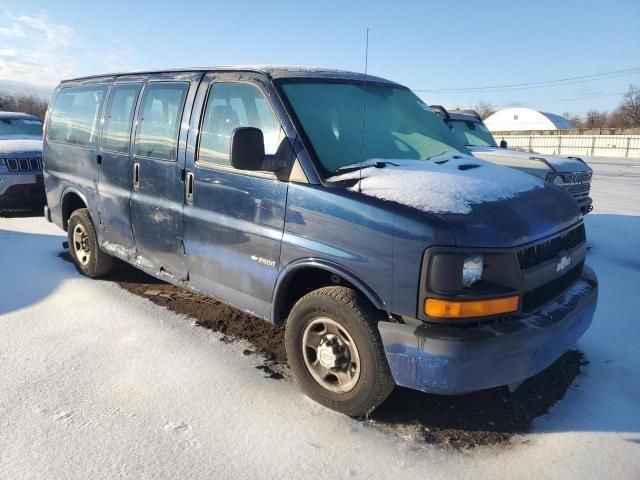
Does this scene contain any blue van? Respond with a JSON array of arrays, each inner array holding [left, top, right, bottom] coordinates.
[[43, 67, 597, 415]]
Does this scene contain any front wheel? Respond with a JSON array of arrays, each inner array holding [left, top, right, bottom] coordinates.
[[67, 208, 113, 278], [285, 286, 395, 416]]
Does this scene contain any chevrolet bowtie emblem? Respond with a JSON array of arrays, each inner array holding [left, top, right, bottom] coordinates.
[[556, 254, 571, 273]]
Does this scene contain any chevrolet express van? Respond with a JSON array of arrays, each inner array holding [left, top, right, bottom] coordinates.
[[43, 67, 598, 416]]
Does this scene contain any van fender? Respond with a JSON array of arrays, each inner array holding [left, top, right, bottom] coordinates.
[[61, 186, 89, 207], [60, 186, 91, 226], [271, 258, 388, 324]]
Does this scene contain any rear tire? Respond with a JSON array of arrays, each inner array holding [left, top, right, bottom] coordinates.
[[285, 286, 395, 416], [67, 208, 113, 278]]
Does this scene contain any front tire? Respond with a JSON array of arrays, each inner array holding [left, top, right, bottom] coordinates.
[[67, 208, 113, 278], [285, 286, 395, 416]]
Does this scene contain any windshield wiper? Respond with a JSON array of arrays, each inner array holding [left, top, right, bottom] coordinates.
[[335, 160, 399, 174], [425, 151, 450, 161], [426, 151, 463, 164]]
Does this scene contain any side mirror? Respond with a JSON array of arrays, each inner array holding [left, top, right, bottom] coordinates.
[[230, 127, 265, 171], [499, 140, 508, 148]]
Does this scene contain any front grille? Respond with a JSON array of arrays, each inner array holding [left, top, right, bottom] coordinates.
[[517, 224, 586, 270], [562, 171, 592, 198], [522, 261, 584, 312], [2, 156, 42, 172]]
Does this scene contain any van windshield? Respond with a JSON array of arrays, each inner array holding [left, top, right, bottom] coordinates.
[[279, 80, 466, 175], [0, 117, 43, 139], [447, 119, 497, 147]]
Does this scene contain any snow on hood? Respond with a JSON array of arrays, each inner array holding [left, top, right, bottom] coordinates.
[[468, 146, 591, 173], [0, 138, 43, 155], [327, 156, 545, 215]]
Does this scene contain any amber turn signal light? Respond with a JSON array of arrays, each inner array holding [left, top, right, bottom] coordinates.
[[425, 296, 519, 319]]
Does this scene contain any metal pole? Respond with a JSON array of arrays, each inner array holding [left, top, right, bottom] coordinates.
[[591, 137, 596, 156], [625, 137, 631, 158]]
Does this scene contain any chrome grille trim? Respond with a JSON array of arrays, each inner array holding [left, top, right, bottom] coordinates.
[[561, 171, 592, 198], [517, 223, 586, 270], [1, 156, 42, 172]]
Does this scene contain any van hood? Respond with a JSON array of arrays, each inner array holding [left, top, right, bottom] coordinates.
[[328, 155, 581, 248], [469, 145, 592, 174], [0, 138, 43, 155]]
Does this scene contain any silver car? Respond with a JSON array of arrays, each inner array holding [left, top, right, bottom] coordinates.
[[0, 111, 44, 207], [431, 106, 593, 215]]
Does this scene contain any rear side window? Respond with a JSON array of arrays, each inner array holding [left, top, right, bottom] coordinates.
[[134, 82, 189, 161], [48, 85, 106, 147], [101, 83, 141, 153], [198, 82, 280, 167]]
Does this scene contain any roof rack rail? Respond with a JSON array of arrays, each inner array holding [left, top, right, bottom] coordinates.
[[429, 105, 450, 120], [458, 109, 482, 120]]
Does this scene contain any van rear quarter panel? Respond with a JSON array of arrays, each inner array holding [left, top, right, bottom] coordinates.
[[44, 141, 100, 228], [44, 80, 115, 228]]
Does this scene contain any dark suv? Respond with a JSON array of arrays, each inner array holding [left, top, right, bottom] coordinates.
[[0, 112, 44, 207], [43, 67, 597, 415]]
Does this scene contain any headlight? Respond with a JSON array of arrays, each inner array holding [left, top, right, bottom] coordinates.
[[546, 172, 565, 185], [462, 255, 484, 287]]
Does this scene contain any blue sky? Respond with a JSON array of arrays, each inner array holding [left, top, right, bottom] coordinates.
[[1, 0, 639, 115]]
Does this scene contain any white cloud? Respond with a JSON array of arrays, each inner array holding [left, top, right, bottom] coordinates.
[[10, 13, 75, 47], [0, 8, 135, 88], [0, 25, 25, 37]]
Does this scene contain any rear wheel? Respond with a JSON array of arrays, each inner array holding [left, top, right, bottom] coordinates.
[[67, 208, 113, 278], [285, 286, 395, 416]]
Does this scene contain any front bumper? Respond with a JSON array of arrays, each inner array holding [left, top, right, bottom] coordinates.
[[379, 265, 597, 394], [576, 196, 593, 215], [0, 173, 45, 203]]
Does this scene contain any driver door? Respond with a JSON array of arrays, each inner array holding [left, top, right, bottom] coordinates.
[[182, 72, 291, 318]]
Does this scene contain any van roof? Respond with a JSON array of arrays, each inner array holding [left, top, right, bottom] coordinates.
[[61, 65, 400, 86]]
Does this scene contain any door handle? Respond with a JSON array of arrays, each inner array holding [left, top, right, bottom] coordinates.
[[96, 154, 102, 165], [186, 172, 194, 204], [133, 162, 140, 190]]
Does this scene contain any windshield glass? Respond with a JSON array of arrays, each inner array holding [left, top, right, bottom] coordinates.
[[0, 117, 43, 138], [447, 119, 496, 147], [279, 80, 467, 175]]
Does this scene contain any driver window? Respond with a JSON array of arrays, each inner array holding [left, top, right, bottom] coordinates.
[[198, 82, 280, 167]]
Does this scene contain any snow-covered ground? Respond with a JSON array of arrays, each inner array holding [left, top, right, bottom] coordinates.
[[1, 158, 639, 479]]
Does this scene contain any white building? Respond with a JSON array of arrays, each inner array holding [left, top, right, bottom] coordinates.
[[484, 107, 574, 132]]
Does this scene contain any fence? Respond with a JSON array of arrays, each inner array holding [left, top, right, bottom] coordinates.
[[490, 133, 640, 158]]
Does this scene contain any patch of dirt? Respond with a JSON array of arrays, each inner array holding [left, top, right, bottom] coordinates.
[[369, 350, 588, 449], [109, 263, 287, 364], [73, 257, 587, 449]]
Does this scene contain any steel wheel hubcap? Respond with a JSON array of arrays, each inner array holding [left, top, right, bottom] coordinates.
[[302, 317, 361, 393], [72, 224, 91, 266]]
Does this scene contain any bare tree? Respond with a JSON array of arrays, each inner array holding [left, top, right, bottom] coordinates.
[[0, 91, 49, 119], [583, 110, 609, 129], [607, 107, 629, 129], [474, 101, 495, 119], [618, 84, 640, 127], [562, 112, 584, 129]]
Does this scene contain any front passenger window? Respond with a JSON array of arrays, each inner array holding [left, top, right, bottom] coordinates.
[[198, 82, 280, 167]]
